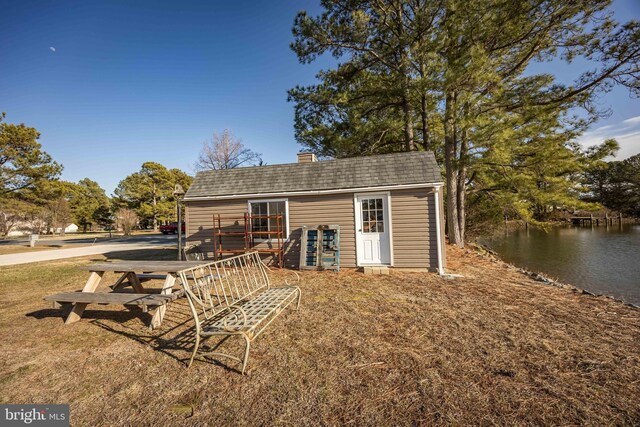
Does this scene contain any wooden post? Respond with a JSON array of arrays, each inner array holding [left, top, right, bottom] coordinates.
[[590, 214, 594, 226], [504, 211, 508, 235], [65, 271, 104, 324], [127, 272, 145, 293], [150, 274, 176, 331], [177, 198, 183, 261], [212, 214, 217, 261]]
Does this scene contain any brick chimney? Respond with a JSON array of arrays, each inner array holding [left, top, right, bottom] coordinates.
[[297, 152, 317, 163]]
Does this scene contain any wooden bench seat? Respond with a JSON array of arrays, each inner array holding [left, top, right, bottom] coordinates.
[[178, 252, 301, 374], [44, 290, 183, 308]]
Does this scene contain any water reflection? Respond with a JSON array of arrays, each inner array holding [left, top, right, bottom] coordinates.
[[483, 224, 640, 305]]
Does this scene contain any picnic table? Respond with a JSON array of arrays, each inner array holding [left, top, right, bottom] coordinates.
[[44, 261, 212, 330]]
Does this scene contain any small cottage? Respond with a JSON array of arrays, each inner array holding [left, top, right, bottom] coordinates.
[[184, 151, 445, 272]]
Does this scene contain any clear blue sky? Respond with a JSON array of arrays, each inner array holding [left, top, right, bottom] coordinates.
[[1, 1, 638, 195]]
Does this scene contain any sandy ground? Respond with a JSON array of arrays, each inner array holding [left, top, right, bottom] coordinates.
[[0, 247, 638, 426]]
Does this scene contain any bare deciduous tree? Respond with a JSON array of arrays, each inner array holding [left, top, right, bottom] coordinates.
[[115, 207, 138, 236], [47, 197, 72, 236], [194, 130, 262, 171], [0, 201, 31, 236]]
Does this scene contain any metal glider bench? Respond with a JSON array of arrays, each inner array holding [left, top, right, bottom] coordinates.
[[177, 251, 301, 374]]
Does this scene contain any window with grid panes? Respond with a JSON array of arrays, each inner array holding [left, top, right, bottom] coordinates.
[[249, 200, 287, 239], [360, 198, 384, 233]]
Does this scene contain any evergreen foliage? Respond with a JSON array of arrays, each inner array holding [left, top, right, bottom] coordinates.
[[584, 153, 640, 217], [289, 0, 640, 244], [114, 162, 192, 230]]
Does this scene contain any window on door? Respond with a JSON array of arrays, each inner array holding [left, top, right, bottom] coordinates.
[[248, 199, 288, 239], [361, 198, 384, 233]]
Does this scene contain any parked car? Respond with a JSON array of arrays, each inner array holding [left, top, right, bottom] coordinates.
[[159, 222, 185, 234]]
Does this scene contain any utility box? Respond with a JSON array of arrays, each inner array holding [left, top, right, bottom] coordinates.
[[29, 234, 39, 247], [299, 225, 340, 271]]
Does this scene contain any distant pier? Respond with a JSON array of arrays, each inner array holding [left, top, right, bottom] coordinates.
[[570, 213, 623, 226]]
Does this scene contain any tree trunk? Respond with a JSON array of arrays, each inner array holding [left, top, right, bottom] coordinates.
[[402, 88, 415, 151], [152, 184, 158, 232], [457, 107, 468, 246], [397, 3, 414, 152], [445, 91, 462, 246], [1, 212, 8, 237], [419, 63, 429, 151], [421, 93, 429, 151]]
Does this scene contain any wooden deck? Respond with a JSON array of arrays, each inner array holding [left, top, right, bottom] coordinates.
[[570, 213, 623, 226]]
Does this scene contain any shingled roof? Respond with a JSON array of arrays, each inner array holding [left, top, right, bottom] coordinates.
[[185, 151, 442, 199]]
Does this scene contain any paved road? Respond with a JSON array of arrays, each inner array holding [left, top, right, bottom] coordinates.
[[0, 233, 177, 247], [0, 234, 179, 267]]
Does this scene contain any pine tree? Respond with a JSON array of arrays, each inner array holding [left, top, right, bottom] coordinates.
[[114, 162, 192, 230], [289, 0, 640, 246], [69, 179, 110, 232]]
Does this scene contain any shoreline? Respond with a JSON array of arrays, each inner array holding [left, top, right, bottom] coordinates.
[[469, 242, 640, 310], [475, 218, 639, 239]]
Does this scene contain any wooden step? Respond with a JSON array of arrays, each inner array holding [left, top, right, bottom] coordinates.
[[362, 266, 390, 275]]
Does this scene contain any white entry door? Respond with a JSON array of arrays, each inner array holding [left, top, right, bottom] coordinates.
[[355, 194, 391, 265]]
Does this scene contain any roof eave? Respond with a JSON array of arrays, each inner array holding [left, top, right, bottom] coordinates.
[[183, 182, 445, 202]]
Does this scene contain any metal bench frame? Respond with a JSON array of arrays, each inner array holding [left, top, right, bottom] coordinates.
[[183, 244, 205, 261], [178, 252, 301, 374]]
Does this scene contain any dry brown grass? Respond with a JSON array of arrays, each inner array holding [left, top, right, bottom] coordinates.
[[0, 247, 638, 426]]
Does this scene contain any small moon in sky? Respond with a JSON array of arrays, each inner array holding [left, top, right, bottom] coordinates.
[[49, 47, 56, 52]]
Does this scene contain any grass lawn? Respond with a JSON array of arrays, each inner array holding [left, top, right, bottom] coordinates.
[[0, 244, 95, 256], [0, 247, 638, 426]]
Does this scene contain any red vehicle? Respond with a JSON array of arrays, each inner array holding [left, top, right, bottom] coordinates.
[[159, 222, 185, 234]]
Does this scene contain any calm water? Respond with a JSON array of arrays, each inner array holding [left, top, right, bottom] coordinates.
[[483, 224, 640, 306]]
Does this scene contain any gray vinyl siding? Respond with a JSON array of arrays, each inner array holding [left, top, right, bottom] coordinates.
[[186, 199, 247, 257], [186, 194, 357, 268], [185, 187, 442, 270], [390, 188, 438, 269], [286, 193, 356, 268]]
